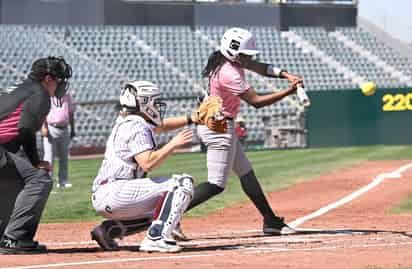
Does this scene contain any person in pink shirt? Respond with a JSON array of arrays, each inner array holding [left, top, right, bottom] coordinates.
[[175, 28, 303, 240], [41, 93, 76, 188]]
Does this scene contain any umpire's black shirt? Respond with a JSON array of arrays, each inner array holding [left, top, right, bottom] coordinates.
[[0, 79, 51, 166]]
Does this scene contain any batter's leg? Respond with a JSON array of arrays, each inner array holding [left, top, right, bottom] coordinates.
[[233, 139, 293, 235], [188, 124, 237, 211]]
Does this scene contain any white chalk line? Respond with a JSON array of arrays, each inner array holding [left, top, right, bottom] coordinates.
[[1, 162, 412, 269], [289, 162, 412, 228]]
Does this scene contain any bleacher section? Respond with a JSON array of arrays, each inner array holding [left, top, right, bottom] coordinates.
[[1, 25, 411, 147], [338, 26, 412, 79]]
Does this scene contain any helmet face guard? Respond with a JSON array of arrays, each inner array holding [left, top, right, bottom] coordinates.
[[119, 81, 167, 126]]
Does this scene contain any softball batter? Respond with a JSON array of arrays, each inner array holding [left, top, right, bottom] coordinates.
[[180, 28, 303, 238], [90, 80, 200, 253]]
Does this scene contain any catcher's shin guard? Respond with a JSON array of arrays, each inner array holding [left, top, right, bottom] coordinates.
[[147, 174, 194, 240]]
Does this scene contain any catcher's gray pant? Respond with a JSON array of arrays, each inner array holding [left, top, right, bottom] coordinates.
[[197, 119, 252, 189], [43, 125, 70, 185], [0, 146, 53, 241]]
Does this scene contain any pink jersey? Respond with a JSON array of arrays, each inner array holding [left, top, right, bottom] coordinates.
[[209, 61, 251, 118], [46, 94, 75, 125]]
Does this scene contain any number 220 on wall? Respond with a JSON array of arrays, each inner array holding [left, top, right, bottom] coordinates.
[[382, 93, 412, 111]]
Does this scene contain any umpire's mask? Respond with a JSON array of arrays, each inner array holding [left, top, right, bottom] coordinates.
[[29, 56, 73, 106]]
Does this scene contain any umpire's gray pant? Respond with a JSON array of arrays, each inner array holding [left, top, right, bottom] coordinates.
[[0, 146, 53, 241]]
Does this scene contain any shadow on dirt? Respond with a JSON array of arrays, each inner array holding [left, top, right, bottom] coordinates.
[[194, 228, 412, 240], [45, 229, 412, 254], [293, 228, 412, 237], [47, 245, 140, 254]]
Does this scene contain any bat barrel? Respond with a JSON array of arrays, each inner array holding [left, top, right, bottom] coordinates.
[[296, 84, 310, 107]]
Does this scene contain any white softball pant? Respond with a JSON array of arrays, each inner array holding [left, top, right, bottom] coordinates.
[[92, 175, 193, 221], [197, 119, 252, 189]]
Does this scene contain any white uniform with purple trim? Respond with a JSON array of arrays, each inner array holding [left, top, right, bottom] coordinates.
[[91, 115, 182, 221]]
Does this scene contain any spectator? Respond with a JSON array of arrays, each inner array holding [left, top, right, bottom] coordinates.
[[235, 117, 248, 148], [41, 93, 76, 188]]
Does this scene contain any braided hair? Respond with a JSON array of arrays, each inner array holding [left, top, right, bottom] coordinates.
[[201, 50, 227, 79]]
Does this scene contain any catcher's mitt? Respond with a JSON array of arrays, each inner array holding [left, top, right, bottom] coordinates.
[[195, 96, 227, 133]]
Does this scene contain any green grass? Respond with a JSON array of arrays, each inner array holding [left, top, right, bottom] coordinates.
[[389, 193, 412, 214], [42, 145, 412, 223]]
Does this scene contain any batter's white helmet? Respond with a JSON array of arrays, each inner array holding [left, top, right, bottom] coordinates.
[[119, 80, 166, 126], [220, 28, 260, 62]]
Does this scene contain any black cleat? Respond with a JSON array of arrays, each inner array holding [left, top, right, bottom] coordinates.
[[263, 217, 296, 236], [0, 236, 47, 254], [91, 224, 119, 251]]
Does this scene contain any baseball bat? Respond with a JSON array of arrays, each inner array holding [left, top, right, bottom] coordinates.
[[296, 84, 310, 107]]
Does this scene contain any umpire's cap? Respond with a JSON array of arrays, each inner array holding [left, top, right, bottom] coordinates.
[[28, 56, 72, 82]]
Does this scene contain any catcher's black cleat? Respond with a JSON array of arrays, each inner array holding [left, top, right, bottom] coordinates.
[[0, 236, 47, 254], [91, 224, 120, 251], [263, 217, 296, 236]]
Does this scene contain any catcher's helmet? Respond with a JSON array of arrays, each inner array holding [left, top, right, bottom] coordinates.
[[28, 56, 72, 99], [119, 80, 166, 126], [220, 28, 260, 62]]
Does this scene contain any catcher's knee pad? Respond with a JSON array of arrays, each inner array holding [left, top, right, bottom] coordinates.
[[172, 173, 194, 198], [148, 174, 194, 240]]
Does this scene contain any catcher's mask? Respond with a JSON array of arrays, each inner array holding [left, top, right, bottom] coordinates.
[[119, 80, 166, 126], [29, 56, 72, 106]]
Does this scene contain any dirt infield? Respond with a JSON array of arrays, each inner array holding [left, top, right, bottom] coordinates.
[[1, 160, 412, 269]]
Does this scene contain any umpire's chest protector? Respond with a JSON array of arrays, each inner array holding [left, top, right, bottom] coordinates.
[[0, 79, 37, 122]]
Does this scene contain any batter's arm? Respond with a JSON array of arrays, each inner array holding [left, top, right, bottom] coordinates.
[[238, 56, 302, 82], [240, 80, 300, 109]]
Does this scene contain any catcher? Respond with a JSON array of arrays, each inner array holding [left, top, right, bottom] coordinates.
[[90, 80, 224, 253], [175, 27, 303, 240]]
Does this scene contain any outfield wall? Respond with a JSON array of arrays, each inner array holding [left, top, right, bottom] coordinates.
[[306, 88, 412, 147]]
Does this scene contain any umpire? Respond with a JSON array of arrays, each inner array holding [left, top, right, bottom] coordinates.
[[0, 56, 72, 254]]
